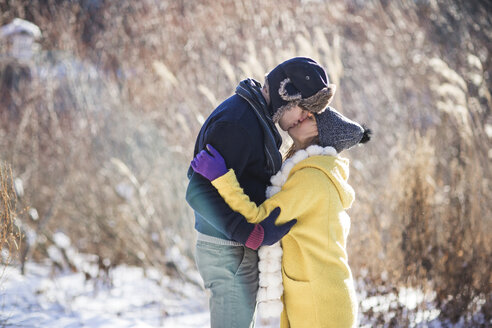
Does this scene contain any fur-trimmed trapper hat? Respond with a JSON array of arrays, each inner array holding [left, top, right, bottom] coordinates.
[[266, 57, 336, 123], [315, 106, 371, 152]]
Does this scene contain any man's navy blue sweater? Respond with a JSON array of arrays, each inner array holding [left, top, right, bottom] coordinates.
[[186, 94, 274, 244]]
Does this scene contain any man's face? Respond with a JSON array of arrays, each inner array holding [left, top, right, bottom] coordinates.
[[278, 105, 310, 131], [287, 113, 318, 146]]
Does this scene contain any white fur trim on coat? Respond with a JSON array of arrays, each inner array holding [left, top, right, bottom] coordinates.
[[257, 145, 338, 318]]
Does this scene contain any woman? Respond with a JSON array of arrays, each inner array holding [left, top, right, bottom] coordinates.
[[192, 106, 371, 328]]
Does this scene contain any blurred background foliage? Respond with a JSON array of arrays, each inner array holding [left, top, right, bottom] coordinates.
[[0, 0, 491, 325]]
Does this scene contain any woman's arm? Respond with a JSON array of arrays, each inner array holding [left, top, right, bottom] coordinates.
[[212, 167, 322, 225]]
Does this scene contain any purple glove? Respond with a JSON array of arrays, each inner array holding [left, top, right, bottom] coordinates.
[[191, 144, 228, 181]]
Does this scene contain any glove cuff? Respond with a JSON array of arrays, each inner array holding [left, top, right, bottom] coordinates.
[[245, 224, 264, 250], [210, 167, 229, 181]]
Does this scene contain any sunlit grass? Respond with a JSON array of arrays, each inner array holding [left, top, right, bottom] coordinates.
[[0, 0, 490, 324]]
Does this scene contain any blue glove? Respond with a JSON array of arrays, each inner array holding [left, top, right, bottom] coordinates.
[[191, 144, 228, 181], [244, 207, 297, 249], [259, 207, 297, 246]]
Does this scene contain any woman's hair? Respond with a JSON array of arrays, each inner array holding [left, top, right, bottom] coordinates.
[[284, 136, 319, 160]]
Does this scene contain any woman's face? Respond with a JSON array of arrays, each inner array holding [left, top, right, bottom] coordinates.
[[278, 105, 309, 131], [287, 113, 318, 147]]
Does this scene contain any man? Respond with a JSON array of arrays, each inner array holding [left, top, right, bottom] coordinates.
[[186, 57, 335, 328]]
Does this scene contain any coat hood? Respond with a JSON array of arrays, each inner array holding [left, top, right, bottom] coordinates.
[[288, 146, 355, 209]]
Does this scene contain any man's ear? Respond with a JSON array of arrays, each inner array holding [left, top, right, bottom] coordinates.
[[263, 83, 269, 94], [262, 82, 270, 104]]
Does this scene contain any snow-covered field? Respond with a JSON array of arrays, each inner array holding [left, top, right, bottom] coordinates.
[[0, 262, 283, 328], [0, 262, 210, 328], [0, 262, 487, 328]]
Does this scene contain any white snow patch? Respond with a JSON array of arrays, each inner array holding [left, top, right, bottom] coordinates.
[[0, 262, 209, 328], [1, 262, 487, 327]]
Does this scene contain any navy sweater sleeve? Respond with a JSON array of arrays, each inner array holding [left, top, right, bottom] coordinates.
[[185, 121, 256, 244]]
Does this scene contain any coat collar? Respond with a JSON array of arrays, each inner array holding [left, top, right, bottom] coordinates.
[[266, 145, 337, 197]]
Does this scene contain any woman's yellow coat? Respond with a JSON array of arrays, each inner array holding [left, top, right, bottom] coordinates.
[[212, 154, 358, 328]]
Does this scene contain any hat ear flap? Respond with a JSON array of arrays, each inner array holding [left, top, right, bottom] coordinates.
[[279, 78, 302, 101], [298, 84, 336, 113]]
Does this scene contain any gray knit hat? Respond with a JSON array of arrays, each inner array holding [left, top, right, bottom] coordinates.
[[315, 107, 365, 152]]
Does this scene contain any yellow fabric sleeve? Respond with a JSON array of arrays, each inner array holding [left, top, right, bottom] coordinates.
[[211, 168, 323, 225]]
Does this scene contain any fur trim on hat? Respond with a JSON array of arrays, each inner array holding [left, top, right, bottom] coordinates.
[[279, 78, 302, 101], [272, 101, 300, 123], [299, 84, 336, 113]]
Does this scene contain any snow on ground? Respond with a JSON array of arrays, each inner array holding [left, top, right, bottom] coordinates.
[[0, 262, 281, 328], [0, 262, 487, 327], [0, 262, 209, 328]]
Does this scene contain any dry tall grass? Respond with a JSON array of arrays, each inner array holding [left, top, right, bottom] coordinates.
[[0, 163, 21, 265], [0, 0, 491, 324]]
